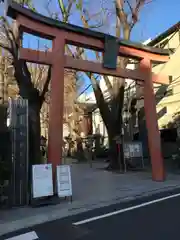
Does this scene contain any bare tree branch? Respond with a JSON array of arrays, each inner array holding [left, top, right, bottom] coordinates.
[[128, 0, 146, 29], [58, 0, 74, 22], [1, 22, 16, 56], [0, 42, 11, 52], [115, 0, 128, 26]]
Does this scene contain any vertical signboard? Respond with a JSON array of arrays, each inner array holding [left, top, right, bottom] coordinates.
[[124, 141, 144, 169], [56, 165, 72, 199], [32, 164, 53, 199], [8, 97, 29, 206]]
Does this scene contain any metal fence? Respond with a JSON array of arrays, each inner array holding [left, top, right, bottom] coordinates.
[[7, 97, 29, 207]]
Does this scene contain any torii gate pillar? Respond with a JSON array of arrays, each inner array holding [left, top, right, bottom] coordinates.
[[141, 59, 165, 181], [48, 36, 65, 176]]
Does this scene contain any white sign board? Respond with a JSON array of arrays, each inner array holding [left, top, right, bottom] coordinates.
[[56, 165, 72, 198], [32, 164, 53, 199]]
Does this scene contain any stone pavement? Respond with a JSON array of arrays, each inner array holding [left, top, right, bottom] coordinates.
[[1, 161, 180, 236]]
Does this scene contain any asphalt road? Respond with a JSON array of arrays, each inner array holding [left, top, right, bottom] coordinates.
[[1, 190, 180, 240]]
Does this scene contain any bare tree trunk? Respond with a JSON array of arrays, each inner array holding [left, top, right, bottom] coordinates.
[[28, 103, 41, 165], [106, 116, 125, 170], [13, 60, 42, 166], [0, 56, 4, 104]]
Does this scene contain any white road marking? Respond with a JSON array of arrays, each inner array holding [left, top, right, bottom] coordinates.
[[5, 231, 38, 240], [73, 192, 180, 225]]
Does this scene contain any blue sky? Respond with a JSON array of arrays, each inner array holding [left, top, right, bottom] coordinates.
[[132, 0, 180, 41], [0, 0, 180, 94]]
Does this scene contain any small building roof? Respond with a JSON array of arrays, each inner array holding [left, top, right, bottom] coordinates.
[[148, 21, 180, 46]]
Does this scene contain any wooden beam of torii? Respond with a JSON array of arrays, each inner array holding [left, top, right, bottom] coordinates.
[[5, 0, 170, 181]]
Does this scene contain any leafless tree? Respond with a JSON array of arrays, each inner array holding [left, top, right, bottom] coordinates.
[[0, 0, 51, 164]]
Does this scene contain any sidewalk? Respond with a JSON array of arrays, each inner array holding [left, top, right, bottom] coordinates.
[[1, 161, 180, 236]]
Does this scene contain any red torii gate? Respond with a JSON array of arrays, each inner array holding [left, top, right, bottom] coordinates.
[[6, 0, 170, 181]]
